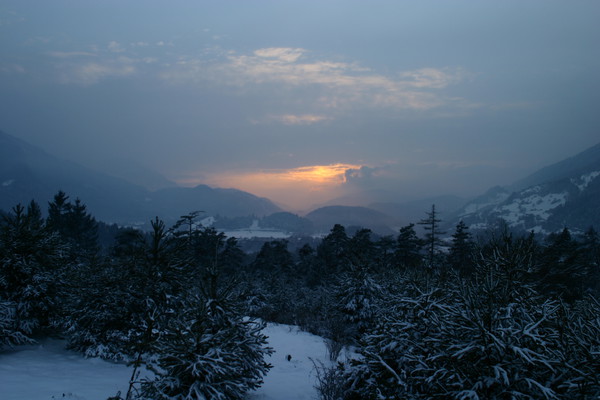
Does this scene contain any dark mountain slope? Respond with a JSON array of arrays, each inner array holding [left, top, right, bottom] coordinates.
[[305, 205, 397, 235], [511, 142, 600, 190], [449, 142, 600, 234], [0, 131, 280, 225]]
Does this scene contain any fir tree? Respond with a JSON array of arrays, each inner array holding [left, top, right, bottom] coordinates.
[[418, 205, 445, 269], [447, 220, 475, 276], [0, 202, 67, 345], [141, 234, 272, 400], [395, 223, 423, 269], [47, 192, 99, 260], [317, 224, 350, 274], [539, 227, 587, 301]]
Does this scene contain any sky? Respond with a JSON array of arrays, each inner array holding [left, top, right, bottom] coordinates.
[[1, 1, 599, 210]]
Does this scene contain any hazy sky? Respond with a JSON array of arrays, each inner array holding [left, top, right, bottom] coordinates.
[[1, 1, 599, 209]]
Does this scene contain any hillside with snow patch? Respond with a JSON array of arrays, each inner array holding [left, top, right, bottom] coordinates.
[[452, 169, 600, 234]]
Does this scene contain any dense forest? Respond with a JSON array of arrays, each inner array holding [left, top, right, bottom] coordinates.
[[1, 192, 599, 399]]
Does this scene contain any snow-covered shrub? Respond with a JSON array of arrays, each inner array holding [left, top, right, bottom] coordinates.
[[334, 264, 383, 341], [553, 296, 600, 398], [344, 282, 456, 399], [0, 300, 35, 348], [312, 359, 347, 400], [141, 292, 272, 400], [344, 234, 600, 399], [0, 202, 68, 343], [62, 258, 148, 361]]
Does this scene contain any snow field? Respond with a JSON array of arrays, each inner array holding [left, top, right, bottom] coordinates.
[[0, 323, 336, 400]]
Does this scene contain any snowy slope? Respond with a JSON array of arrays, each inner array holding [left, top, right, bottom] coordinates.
[[452, 170, 600, 234], [0, 324, 336, 400]]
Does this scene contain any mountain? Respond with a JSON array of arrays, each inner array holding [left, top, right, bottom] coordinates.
[[314, 189, 467, 231], [305, 205, 398, 235], [84, 156, 177, 191], [317, 189, 400, 208], [259, 212, 314, 234], [370, 195, 467, 227], [0, 131, 280, 226], [145, 185, 280, 222], [511, 143, 600, 191], [0, 130, 149, 222], [450, 143, 600, 234]]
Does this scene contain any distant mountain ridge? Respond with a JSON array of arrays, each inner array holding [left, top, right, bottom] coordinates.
[[511, 143, 600, 191], [305, 205, 398, 235], [4, 130, 599, 236], [0, 130, 280, 226], [449, 143, 600, 234]]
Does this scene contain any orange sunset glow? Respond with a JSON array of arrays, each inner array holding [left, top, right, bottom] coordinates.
[[179, 163, 362, 210]]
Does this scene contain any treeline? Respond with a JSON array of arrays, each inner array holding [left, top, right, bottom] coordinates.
[[1, 192, 600, 399], [0, 193, 270, 400]]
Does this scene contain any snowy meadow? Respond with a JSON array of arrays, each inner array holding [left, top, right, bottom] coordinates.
[[0, 323, 338, 400]]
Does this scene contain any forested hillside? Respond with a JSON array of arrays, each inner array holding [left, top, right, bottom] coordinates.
[[1, 193, 600, 399]]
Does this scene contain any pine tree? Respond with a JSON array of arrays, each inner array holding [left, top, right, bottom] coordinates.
[[65, 218, 184, 360], [141, 234, 273, 400], [538, 227, 587, 301], [347, 228, 376, 269], [395, 223, 423, 269], [0, 202, 67, 346], [343, 234, 600, 399], [68, 198, 99, 258], [373, 235, 396, 272], [46, 190, 72, 233], [141, 292, 272, 400], [317, 224, 350, 274], [47, 192, 99, 260], [334, 264, 383, 342], [418, 204, 445, 269], [447, 220, 475, 276]]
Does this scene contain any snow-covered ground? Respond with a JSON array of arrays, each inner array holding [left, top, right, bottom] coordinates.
[[0, 323, 337, 400]]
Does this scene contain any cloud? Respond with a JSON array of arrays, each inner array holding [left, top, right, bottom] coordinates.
[[57, 57, 136, 86], [264, 114, 331, 125], [0, 63, 25, 74], [162, 47, 470, 115], [107, 41, 126, 53], [398, 68, 463, 89], [253, 47, 306, 63], [46, 51, 97, 58]]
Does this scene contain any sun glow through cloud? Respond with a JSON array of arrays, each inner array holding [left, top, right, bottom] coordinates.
[[178, 163, 362, 210]]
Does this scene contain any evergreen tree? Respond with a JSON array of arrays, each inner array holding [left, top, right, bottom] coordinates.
[[334, 264, 383, 342], [579, 226, 600, 295], [317, 224, 350, 274], [46, 190, 72, 234], [65, 217, 184, 360], [0, 202, 67, 346], [252, 240, 293, 274], [373, 235, 396, 273], [447, 220, 475, 276], [68, 198, 99, 258], [394, 223, 423, 269], [418, 204, 445, 269], [347, 228, 376, 269], [296, 243, 321, 287], [141, 231, 272, 400], [47, 191, 99, 260], [344, 234, 600, 399], [538, 228, 587, 301], [141, 292, 272, 400]]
